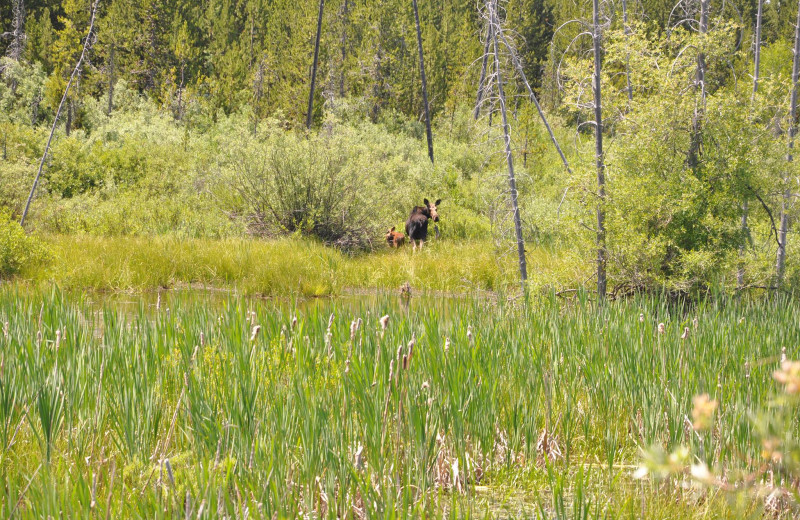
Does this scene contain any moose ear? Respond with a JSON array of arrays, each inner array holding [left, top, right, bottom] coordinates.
[[391, 226, 395, 231], [435, 199, 441, 206], [423, 198, 430, 206]]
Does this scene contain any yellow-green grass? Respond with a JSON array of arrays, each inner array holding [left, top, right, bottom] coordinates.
[[23, 234, 589, 296]]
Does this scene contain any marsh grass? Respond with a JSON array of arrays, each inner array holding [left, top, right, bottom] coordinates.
[[0, 288, 795, 517], [26, 235, 586, 296]]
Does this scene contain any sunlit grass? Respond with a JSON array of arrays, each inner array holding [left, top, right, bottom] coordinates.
[[0, 288, 793, 517], [30, 234, 578, 296]]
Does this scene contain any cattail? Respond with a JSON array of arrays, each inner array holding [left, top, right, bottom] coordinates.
[[638, 313, 644, 323], [291, 316, 298, 330], [344, 359, 350, 374], [467, 325, 473, 344], [744, 361, 751, 379], [680, 327, 689, 340], [657, 323, 665, 335], [354, 444, 365, 470], [422, 381, 430, 390], [402, 354, 408, 370], [199, 331, 205, 346], [327, 313, 335, 331], [407, 335, 415, 363], [692, 316, 699, 329], [388, 359, 394, 383], [379, 315, 389, 338], [55, 329, 61, 350], [781, 347, 787, 363], [90, 470, 97, 508], [445, 336, 450, 353], [250, 325, 261, 342], [350, 319, 359, 342], [165, 459, 175, 487]]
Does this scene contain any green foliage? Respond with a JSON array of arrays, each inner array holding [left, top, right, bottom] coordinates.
[[0, 214, 50, 278], [0, 289, 796, 516]]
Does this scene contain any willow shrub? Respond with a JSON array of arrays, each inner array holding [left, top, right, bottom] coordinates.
[[0, 214, 50, 278]]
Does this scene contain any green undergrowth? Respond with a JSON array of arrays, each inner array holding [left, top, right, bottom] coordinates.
[[0, 289, 794, 517], [18, 234, 588, 297]]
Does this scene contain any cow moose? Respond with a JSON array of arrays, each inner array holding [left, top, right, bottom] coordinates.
[[405, 198, 440, 251], [385, 226, 406, 248]]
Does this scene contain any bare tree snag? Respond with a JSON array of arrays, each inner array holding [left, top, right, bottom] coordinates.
[[495, 30, 572, 175], [107, 45, 115, 116], [740, 0, 763, 290], [488, 0, 527, 291], [21, 0, 100, 228], [339, 0, 349, 97], [593, 0, 607, 299], [6, 0, 25, 62], [776, 0, 800, 287], [474, 26, 492, 120], [306, 0, 325, 129], [412, 0, 434, 163], [688, 0, 708, 170], [622, 0, 632, 104]]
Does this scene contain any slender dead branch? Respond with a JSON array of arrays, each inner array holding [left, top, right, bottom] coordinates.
[[412, 0, 434, 163], [21, 0, 100, 227], [306, 0, 325, 129], [488, 0, 527, 291]]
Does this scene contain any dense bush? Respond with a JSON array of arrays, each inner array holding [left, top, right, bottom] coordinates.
[[0, 214, 50, 278]]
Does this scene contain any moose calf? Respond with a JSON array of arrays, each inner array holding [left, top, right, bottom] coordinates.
[[385, 226, 406, 248]]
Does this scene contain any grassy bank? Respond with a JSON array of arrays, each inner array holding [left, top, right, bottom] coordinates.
[[17, 235, 588, 296], [0, 289, 794, 517]]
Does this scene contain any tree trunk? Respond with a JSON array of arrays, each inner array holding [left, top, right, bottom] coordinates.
[[753, 0, 763, 102], [688, 0, 708, 170], [740, 0, 763, 290], [339, 0, 348, 98], [593, 0, 607, 299], [9, 0, 25, 62], [622, 0, 632, 104], [496, 29, 572, 175], [21, 0, 101, 227], [107, 44, 115, 116], [306, 0, 325, 129], [474, 26, 492, 120], [412, 0, 434, 163], [489, 0, 527, 291], [776, 0, 800, 288]]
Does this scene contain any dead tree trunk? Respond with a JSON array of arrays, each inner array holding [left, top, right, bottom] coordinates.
[[306, 0, 325, 129], [339, 0, 348, 97], [688, 0, 708, 170], [753, 0, 763, 102], [412, 0, 434, 163], [8, 0, 25, 62], [489, 0, 527, 291], [496, 30, 572, 175], [776, 0, 800, 288], [622, 0, 632, 104], [107, 44, 115, 115], [740, 0, 763, 289], [21, 0, 100, 227], [593, 0, 607, 299], [474, 26, 492, 120]]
